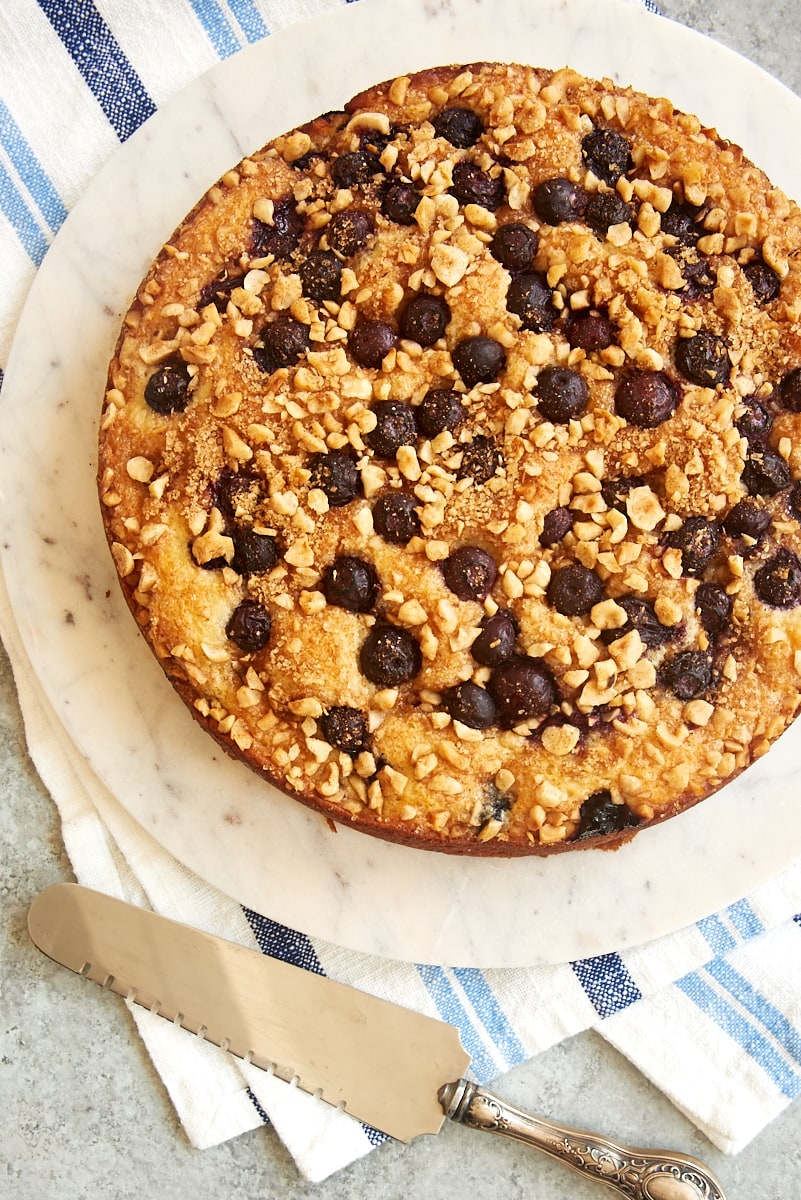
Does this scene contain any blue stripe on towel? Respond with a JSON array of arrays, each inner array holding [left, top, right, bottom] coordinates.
[[697, 913, 738, 956], [243, 913, 387, 1146], [571, 952, 643, 1018], [253, 1081, 384, 1147], [186, 0, 243, 58], [242, 906, 324, 974], [0, 99, 67, 233], [225, 0, 269, 41], [247, 1087, 271, 1124], [726, 899, 765, 941], [706, 959, 801, 1067], [676, 971, 801, 1100], [0, 158, 49, 265], [452, 968, 527, 1065], [37, 0, 156, 141], [416, 965, 497, 1081]]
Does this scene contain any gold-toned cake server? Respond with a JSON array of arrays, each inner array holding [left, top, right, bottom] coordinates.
[[29, 883, 726, 1198]]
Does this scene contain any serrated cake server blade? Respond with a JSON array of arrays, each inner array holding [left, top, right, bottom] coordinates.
[[29, 883, 727, 1198]]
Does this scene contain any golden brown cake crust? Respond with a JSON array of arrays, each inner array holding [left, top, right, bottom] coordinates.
[[99, 62, 801, 856]]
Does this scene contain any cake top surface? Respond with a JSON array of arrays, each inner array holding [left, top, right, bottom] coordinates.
[[99, 62, 801, 856]]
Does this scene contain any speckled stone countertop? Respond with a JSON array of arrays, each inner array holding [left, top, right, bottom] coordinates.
[[3, 2, 801, 1197]]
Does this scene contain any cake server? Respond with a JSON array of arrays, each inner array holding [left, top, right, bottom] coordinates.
[[29, 882, 725, 1198]]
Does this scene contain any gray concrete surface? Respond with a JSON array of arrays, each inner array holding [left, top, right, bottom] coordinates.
[[4, 2, 801, 1196]]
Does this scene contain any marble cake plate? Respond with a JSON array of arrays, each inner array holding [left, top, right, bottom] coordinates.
[[2, 0, 801, 968]]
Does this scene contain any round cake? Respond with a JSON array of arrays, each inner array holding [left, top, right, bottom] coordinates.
[[99, 62, 801, 855]]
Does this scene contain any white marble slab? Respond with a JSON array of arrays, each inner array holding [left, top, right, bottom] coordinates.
[[2, 0, 801, 967]]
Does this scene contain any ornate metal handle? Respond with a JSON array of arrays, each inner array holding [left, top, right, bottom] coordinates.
[[439, 1079, 726, 1200]]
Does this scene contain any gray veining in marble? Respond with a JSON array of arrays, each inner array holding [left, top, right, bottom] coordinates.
[[4, 0, 801, 1196]]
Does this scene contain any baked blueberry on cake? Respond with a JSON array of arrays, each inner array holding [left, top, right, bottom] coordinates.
[[99, 63, 801, 855]]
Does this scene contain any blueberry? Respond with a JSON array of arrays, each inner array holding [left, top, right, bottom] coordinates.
[[674, 331, 730, 387], [754, 548, 801, 607], [456, 435, 503, 484], [214, 467, 261, 519], [231, 529, 280, 576], [615, 371, 678, 427], [289, 148, 328, 173], [661, 201, 704, 245], [539, 506, 574, 546], [488, 657, 556, 726], [567, 312, 615, 352], [574, 790, 640, 841], [790, 482, 801, 521], [199, 267, 247, 312], [433, 106, 484, 148], [585, 192, 632, 235], [742, 451, 791, 497], [723, 500, 771, 541], [532, 177, 587, 225], [225, 599, 272, 653], [319, 706, 369, 755], [357, 123, 395, 158], [251, 198, 303, 260], [777, 368, 801, 413], [373, 491, 421, 544], [744, 258, 781, 304], [414, 388, 464, 438], [365, 399, 417, 458], [601, 596, 675, 648], [299, 250, 342, 302], [601, 475, 646, 513], [471, 611, 517, 666], [546, 563, 604, 615], [450, 161, 506, 210], [735, 397, 773, 443], [381, 181, 420, 225], [326, 209, 373, 256], [452, 335, 506, 387], [287, 149, 328, 174], [253, 316, 310, 373], [664, 516, 721, 576], [322, 555, 379, 612], [581, 127, 633, 184], [331, 150, 383, 188], [307, 450, 361, 507], [442, 545, 497, 601], [481, 784, 512, 826], [506, 272, 556, 331], [668, 245, 716, 296], [359, 625, 422, 686], [535, 366, 589, 423], [399, 294, 450, 346], [661, 650, 713, 700], [348, 319, 397, 368], [695, 582, 733, 635], [444, 681, 496, 729], [144, 357, 192, 414], [489, 222, 539, 272]]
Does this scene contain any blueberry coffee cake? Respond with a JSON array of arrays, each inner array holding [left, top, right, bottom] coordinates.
[[99, 62, 801, 855]]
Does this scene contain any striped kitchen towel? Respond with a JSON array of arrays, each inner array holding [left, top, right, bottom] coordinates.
[[2, 0, 801, 1183]]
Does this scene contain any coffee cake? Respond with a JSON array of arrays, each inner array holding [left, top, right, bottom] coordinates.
[[99, 62, 801, 854]]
